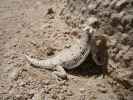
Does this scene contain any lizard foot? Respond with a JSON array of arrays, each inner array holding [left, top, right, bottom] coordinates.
[[51, 65, 67, 81]]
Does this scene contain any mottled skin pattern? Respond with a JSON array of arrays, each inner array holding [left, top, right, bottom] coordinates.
[[25, 26, 105, 80]]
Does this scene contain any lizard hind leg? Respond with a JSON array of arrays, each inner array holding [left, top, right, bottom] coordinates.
[[52, 65, 67, 81]]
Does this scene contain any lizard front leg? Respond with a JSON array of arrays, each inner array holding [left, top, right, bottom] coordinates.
[[52, 65, 67, 81], [91, 35, 108, 66]]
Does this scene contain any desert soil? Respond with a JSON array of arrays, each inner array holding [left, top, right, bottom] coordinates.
[[0, 0, 133, 100]]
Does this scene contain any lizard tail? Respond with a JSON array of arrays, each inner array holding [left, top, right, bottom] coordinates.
[[25, 54, 54, 69]]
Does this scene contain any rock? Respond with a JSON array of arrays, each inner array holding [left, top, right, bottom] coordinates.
[[15, 95, 22, 99], [117, 25, 123, 32], [98, 87, 107, 93], [19, 81, 26, 87], [121, 14, 133, 27], [115, 45, 129, 61], [87, 3, 97, 10], [15, 95, 26, 100], [123, 48, 133, 61], [100, 10, 111, 17], [51, 93, 58, 99], [81, 7, 87, 14], [110, 0, 118, 8], [121, 33, 129, 45], [48, 84, 56, 91], [61, 86, 67, 93], [127, 93, 133, 100], [58, 80, 66, 86], [115, 0, 128, 10], [70, 4, 75, 13], [87, 3, 98, 14], [32, 90, 45, 100], [28, 90, 35, 99], [102, 0, 110, 7], [47, 8, 54, 15], [66, 90, 73, 96], [97, 83, 108, 93], [58, 94, 66, 100], [111, 12, 125, 26], [87, 17, 99, 28], [79, 88, 85, 93], [42, 80, 50, 85], [65, 43, 71, 48]]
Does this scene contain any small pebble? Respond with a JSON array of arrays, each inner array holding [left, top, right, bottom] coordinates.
[[47, 8, 54, 14], [67, 90, 73, 96]]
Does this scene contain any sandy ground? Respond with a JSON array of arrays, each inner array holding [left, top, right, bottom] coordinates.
[[0, 0, 132, 100]]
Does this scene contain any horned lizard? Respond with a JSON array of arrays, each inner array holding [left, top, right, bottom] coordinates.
[[25, 26, 106, 80]]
